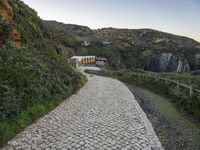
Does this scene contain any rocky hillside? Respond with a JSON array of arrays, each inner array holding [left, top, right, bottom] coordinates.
[[46, 21, 200, 72], [0, 0, 22, 45], [0, 0, 84, 123]]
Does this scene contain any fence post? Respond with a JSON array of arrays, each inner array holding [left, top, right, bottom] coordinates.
[[76, 59, 79, 69], [189, 86, 194, 96]]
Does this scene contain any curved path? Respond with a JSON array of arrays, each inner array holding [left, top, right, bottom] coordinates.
[[3, 67, 162, 150]]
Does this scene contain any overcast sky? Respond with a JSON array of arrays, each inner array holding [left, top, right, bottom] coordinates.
[[22, 0, 200, 42]]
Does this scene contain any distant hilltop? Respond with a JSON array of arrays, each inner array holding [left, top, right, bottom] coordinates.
[[46, 21, 200, 72]]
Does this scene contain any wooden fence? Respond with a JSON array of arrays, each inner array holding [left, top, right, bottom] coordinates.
[[87, 68, 200, 96], [127, 71, 200, 96]]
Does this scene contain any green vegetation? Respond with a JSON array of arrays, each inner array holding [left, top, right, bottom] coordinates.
[[0, 38, 86, 147], [129, 70, 200, 89], [0, 0, 86, 146], [0, 86, 82, 146], [128, 86, 200, 149], [0, 15, 11, 44], [86, 43, 145, 69], [110, 66, 200, 89], [85, 69, 200, 119], [46, 21, 200, 72], [1, 0, 199, 146], [158, 72, 200, 89], [0, 43, 85, 121]]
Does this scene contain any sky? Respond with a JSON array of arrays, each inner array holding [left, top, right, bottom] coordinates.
[[22, 0, 200, 42]]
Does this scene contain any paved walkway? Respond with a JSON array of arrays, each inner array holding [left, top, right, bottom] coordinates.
[[3, 67, 162, 150]]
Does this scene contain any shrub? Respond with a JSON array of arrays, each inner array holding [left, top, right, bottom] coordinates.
[[0, 0, 87, 146], [0, 42, 84, 121]]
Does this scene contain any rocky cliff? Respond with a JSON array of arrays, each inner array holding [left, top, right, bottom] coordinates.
[[145, 53, 191, 72]]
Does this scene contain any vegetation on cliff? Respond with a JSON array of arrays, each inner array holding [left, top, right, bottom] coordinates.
[[0, 0, 85, 145]]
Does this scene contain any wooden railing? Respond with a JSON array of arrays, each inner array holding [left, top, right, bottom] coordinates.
[[126, 71, 200, 96], [86, 68, 200, 96]]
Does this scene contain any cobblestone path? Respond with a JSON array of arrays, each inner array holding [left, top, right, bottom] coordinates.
[[3, 67, 162, 150]]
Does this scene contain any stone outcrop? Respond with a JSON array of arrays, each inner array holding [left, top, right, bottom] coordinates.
[[0, 0, 13, 21], [145, 53, 191, 72], [0, 0, 22, 45], [11, 27, 22, 44]]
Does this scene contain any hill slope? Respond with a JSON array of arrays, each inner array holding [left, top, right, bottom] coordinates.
[[0, 0, 85, 144], [46, 21, 200, 72]]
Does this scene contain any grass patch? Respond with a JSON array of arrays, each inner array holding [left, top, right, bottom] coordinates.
[[134, 70, 200, 89], [158, 72, 200, 89], [128, 86, 200, 149]]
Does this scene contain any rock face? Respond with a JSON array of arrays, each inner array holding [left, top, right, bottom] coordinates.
[[145, 53, 190, 72], [194, 53, 200, 69], [0, 0, 22, 45], [0, 0, 13, 21]]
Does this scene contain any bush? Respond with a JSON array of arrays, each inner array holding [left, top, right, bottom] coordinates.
[[0, 42, 86, 145], [0, 42, 84, 121], [0, 0, 87, 146]]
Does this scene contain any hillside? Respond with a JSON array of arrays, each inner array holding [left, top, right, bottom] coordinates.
[[0, 0, 85, 144], [46, 21, 200, 72], [0, 0, 199, 148]]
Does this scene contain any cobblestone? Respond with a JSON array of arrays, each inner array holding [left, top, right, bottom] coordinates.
[[2, 67, 163, 150]]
